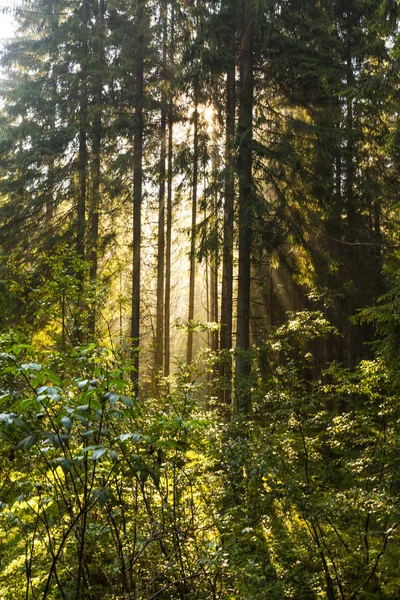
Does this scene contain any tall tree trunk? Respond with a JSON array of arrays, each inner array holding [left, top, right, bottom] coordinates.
[[46, 75, 57, 227], [77, 0, 89, 266], [88, 0, 105, 339], [344, 6, 358, 372], [155, 0, 168, 390], [234, 0, 253, 414], [210, 108, 219, 354], [186, 81, 199, 367], [220, 51, 235, 404], [131, 0, 145, 393], [164, 0, 175, 378], [75, 0, 89, 345]]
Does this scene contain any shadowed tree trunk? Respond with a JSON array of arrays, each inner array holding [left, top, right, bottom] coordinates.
[[88, 0, 105, 339], [210, 107, 219, 354], [186, 80, 199, 367], [164, 0, 175, 378], [77, 0, 89, 267], [234, 0, 253, 414], [220, 44, 235, 404], [155, 0, 168, 391], [75, 0, 89, 346], [131, 0, 145, 394]]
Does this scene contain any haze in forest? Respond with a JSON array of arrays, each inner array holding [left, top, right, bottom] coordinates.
[[0, 0, 400, 598]]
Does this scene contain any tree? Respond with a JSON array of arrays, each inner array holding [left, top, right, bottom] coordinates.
[[155, 0, 168, 389], [234, 0, 254, 413], [219, 0, 236, 404], [164, 0, 176, 378], [130, 0, 146, 392]]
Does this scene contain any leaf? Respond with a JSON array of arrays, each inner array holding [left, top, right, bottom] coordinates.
[[82, 429, 96, 439], [21, 362, 41, 371], [92, 488, 115, 508], [36, 386, 62, 402], [61, 416, 72, 431], [92, 447, 106, 461], [73, 414, 89, 427], [118, 432, 142, 443], [108, 450, 118, 462], [55, 458, 73, 473], [140, 469, 149, 483], [43, 370, 61, 385], [80, 445, 102, 453], [98, 427, 110, 438], [0, 393, 11, 405], [0, 412, 15, 424], [18, 398, 35, 412], [43, 432, 69, 449], [120, 396, 134, 408], [149, 468, 160, 490], [16, 432, 39, 450], [106, 393, 119, 405]]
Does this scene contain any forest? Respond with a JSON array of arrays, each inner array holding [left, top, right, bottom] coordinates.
[[0, 0, 400, 598]]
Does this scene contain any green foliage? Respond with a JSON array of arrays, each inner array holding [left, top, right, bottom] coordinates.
[[2, 311, 400, 598], [201, 311, 400, 599], [357, 251, 400, 381], [0, 338, 224, 599]]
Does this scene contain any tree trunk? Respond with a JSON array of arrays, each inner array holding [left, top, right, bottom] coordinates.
[[344, 6, 358, 372], [234, 0, 253, 414], [131, 0, 145, 393], [77, 0, 89, 266], [220, 51, 235, 404], [210, 108, 219, 354], [186, 82, 199, 367], [88, 0, 105, 339], [75, 0, 89, 345], [164, 0, 175, 378], [155, 0, 168, 391]]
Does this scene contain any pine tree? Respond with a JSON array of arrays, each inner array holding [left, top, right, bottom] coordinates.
[[234, 0, 254, 413]]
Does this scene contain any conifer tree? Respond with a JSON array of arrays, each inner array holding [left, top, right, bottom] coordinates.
[[130, 0, 146, 391], [234, 0, 254, 413]]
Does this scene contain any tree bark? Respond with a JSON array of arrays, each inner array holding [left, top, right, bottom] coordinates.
[[88, 0, 105, 338], [77, 0, 89, 266], [164, 0, 175, 378], [234, 0, 253, 414], [220, 50, 235, 404], [75, 0, 89, 345], [155, 0, 168, 390], [131, 0, 145, 393], [186, 82, 199, 367]]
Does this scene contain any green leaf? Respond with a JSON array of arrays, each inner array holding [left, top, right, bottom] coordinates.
[[0, 413, 16, 426], [16, 432, 39, 450], [61, 416, 72, 431], [80, 445, 102, 453], [73, 414, 89, 427], [120, 396, 134, 408], [149, 468, 160, 490], [54, 458, 73, 473], [92, 447, 106, 461], [140, 469, 149, 483], [77, 380, 89, 391], [92, 488, 115, 508], [118, 432, 142, 443], [18, 398, 35, 412], [21, 362, 41, 371], [108, 450, 118, 461]]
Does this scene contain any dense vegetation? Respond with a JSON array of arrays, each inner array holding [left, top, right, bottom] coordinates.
[[1, 0, 400, 598]]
